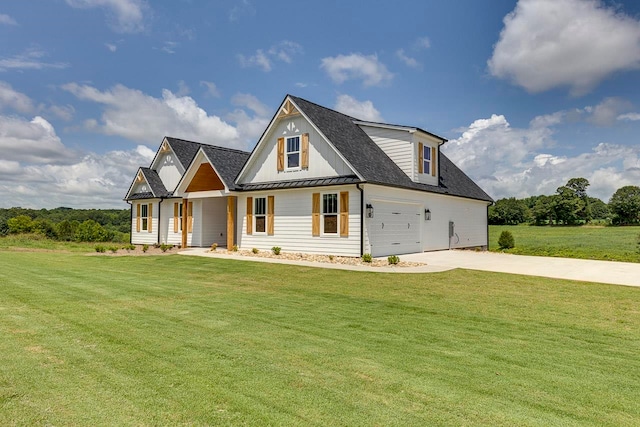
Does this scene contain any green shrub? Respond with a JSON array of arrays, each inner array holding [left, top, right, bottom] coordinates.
[[271, 246, 281, 255], [498, 230, 515, 249], [124, 243, 136, 251], [160, 243, 172, 253], [231, 245, 238, 252], [387, 255, 400, 265], [328, 255, 334, 261], [94, 245, 106, 253], [142, 244, 149, 253], [362, 253, 372, 263], [210, 243, 218, 251], [108, 246, 119, 254], [252, 247, 259, 254]]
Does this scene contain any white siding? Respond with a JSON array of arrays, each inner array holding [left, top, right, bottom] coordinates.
[[237, 186, 361, 256], [160, 200, 181, 246], [359, 125, 413, 178], [131, 181, 150, 195], [156, 152, 183, 191], [413, 134, 440, 186], [130, 200, 159, 245], [238, 117, 354, 184], [364, 185, 489, 253]]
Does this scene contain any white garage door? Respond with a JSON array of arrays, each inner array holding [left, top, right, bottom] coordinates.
[[369, 201, 422, 257]]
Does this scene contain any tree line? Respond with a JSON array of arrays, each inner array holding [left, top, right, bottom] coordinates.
[[0, 207, 130, 242], [489, 178, 640, 226]]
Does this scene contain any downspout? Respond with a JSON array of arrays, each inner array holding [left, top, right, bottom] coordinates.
[[486, 203, 491, 251], [157, 197, 164, 245], [356, 183, 364, 256], [126, 200, 132, 244]]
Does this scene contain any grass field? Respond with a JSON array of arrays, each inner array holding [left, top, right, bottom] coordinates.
[[490, 225, 640, 262], [1, 247, 639, 426]]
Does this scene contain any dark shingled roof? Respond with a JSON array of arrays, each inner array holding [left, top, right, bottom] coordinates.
[[165, 137, 204, 169], [289, 95, 493, 203], [125, 167, 171, 201], [200, 145, 250, 190], [242, 175, 361, 191]]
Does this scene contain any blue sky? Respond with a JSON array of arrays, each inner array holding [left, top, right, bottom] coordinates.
[[1, 0, 640, 208]]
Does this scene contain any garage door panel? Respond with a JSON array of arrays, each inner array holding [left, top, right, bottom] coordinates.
[[370, 202, 421, 257]]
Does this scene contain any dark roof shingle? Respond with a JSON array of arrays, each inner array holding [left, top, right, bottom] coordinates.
[[200, 145, 250, 190]]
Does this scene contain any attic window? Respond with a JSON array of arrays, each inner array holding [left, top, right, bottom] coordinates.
[[423, 145, 431, 175], [286, 136, 300, 169]]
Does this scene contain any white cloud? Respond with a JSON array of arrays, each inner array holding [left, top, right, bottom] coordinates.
[[62, 82, 248, 148], [414, 37, 431, 49], [237, 41, 302, 72], [229, 0, 255, 22], [396, 49, 419, 68], [65, 0, 148, 33], [618, 112, 640, 121], [200, 81, 221, 98], [0, 81, 34, 113], [0, 14, 17, 26], [443, 112, 640, 201], [161, 41, 178, 54], [488, 0, 640, 95], [227, 93, 271, 143], [334, 94, 383, 122], [0, 47, 68, 72], [47, 104, 75, 121], [321, 53, 393, 87], [585, 97, 632, 126], [0, 115, 76, 164], [105, 43, 117, 52], [237, 49, 271, 71]]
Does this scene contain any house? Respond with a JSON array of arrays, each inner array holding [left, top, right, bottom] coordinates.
[[125, 95, 493, 257]]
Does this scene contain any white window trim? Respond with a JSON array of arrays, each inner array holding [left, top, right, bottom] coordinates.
[[177, 203, 183, 232], [254, 197, 267, 234], [321, 192, 339, 236], [423, 144, 431, 175], [286, 135, 301, 170]]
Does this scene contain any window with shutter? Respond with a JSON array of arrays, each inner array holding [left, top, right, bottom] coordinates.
[[255, 197, 266, 233], [141, 204, 148, 231], [246, 197, 253, 235]]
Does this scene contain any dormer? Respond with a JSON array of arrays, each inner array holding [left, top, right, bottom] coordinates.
[[355, 121, 446, 186]]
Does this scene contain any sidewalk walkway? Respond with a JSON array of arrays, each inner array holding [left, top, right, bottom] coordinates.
[[179, 248, 640, 288]]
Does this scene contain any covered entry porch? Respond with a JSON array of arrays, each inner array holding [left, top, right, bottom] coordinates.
[[173, 195, 237, 249]]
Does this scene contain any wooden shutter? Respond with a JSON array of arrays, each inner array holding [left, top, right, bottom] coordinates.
[[431, 146, 437, 177], [246, 197, 253, 235], [418, 142, 424, 174], [173, 202, 179, 233], [136, 203, 141, 232], [340, 192, 349, 237], [148, 203, 153, 233], [301, 133, 309, 169], [277, 138, 285, 171], [267, 195, 274, 235], [312, 193, 320, 237], [188, 201, 193, 233]]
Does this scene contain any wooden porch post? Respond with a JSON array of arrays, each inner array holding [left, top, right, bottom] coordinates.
[[227, 196, 236, 249], [182, 198, 188, 248]]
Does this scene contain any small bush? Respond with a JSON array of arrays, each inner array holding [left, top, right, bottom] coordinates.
[[210, 243, 218, 251], [108, 246, 119, 254], [124, 244, 135, 251], [94, 245, 106, 253], [142, 244, 149, 253], [387, 255, 400, 265], [498, 230, 515, 249], [160, 243, 172, 253], [328, 255, 334, 261], [362, 253, 372, 263], [271, 246, 281, 255], [231, 245, 238, 252], [252, 247, 259, 254]]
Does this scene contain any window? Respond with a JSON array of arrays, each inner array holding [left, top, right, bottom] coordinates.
[[286, 136, 300, 169], [141, 204, 149, 231], [255, 197, 266, 233], [423, 144, 431, 175], [178, 203, 183, 231], [322, 193, 338, 234]]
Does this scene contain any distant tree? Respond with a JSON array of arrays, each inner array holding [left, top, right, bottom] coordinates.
[[56, 219, 80, 241], [609, 186, 640, 225], [531, 195, 555, 225], [7, 215, 34, 234], [566, 178, 590, 199], [74, 220, 113, 242], [32, 219, 58, 239], [588, 197, 609, 222], [489, 198, 530, 225]]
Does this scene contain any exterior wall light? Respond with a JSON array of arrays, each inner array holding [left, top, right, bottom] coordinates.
[[425, 208, 431, 221], [366, 204, 374, 218]]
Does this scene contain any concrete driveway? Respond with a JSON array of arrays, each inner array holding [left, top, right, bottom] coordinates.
[[401, 250, 640, 287]]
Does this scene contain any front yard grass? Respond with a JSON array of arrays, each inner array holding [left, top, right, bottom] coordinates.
[[1, 250, 639, 426], [490, 224, 640, 262]]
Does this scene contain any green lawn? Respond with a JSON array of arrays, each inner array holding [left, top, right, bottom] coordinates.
[[490, 225, 640, 262], [1, 249, 639, 426]]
